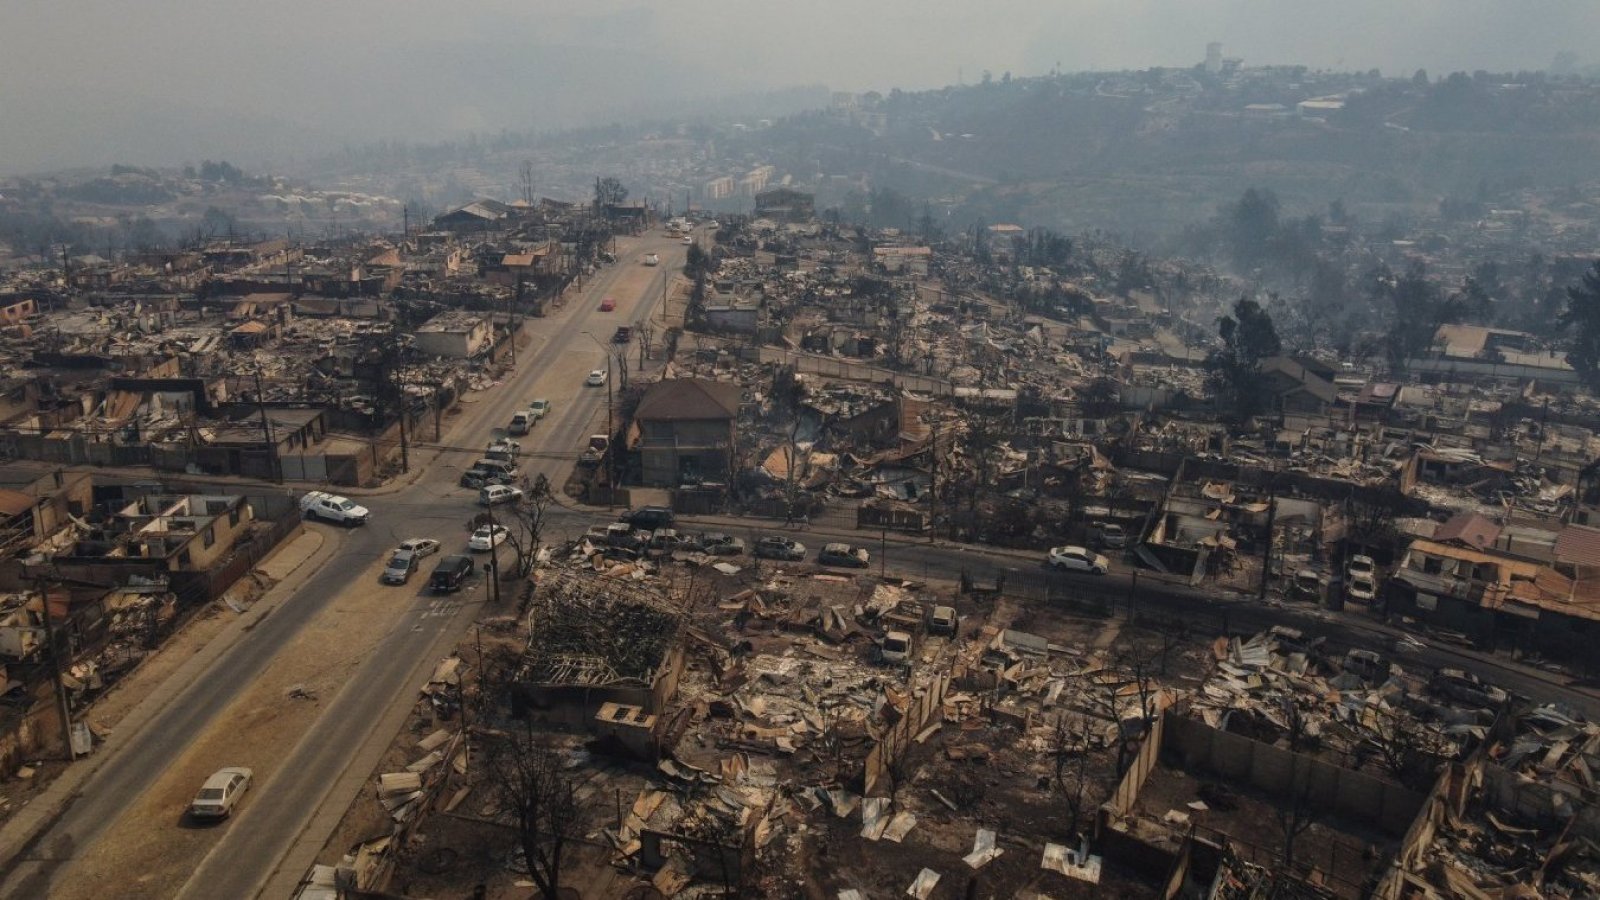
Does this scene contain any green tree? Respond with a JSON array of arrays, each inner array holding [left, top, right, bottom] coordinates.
[[1372, 262, 1463, 372], [1207, 296, 1281, 422], [1228, 187, 1281, 268], [1560, 260, 1600, 390]]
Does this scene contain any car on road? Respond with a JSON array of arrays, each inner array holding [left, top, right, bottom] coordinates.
[[460, 468, 511, 489], [642, 253, 660, 266], [754, 536, 806, 561], [586, 369, 608, 386], [681, 236, 694, 245], [623, 506, 675, 530], [479, 485, 524, 507], [486, 439, 521, 462], [599, 296, 616, 312], [706, 220, 719, 230], [1047, 545, 1109, 574], [612, 325, 633, 343], [190, 767, 252, 820], [397, 538, 440, 558], [381, 551, 420, 585], [428, 555, 474, 593], [507, 411, 533, 435], [468, 524, 510, 552], [647, 529, 696, 555], [694, 533, 745, 556], [528, 399, 551, 420], [300, 491, 369, 526], [818, 542, 870, 568]]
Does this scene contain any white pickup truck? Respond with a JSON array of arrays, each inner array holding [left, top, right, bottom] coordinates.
[[300, 491, 369, 526]]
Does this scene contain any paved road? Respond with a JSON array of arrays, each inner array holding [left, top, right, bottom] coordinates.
[[0, 229, 689, 899]]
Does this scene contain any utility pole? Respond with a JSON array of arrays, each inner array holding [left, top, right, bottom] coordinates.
[[606, 353, 616, 505], [397, 399, 410, 473], [33, 573, 76, 761], [253, 366, 281, 483], [1258, 493, 1277, 602]]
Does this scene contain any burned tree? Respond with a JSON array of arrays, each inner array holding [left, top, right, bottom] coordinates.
[[500, 473, 556, 578], [1052, 711, 1099, 836], [484, 725, 579, 900]]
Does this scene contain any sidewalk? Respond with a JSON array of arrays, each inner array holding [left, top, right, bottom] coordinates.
[[0, 525, 336, 873]]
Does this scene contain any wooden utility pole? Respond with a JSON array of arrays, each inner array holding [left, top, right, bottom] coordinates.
[[1258, 494, 1278, 601], [253, 366, 281, 483], [33, 574, 76, 761]]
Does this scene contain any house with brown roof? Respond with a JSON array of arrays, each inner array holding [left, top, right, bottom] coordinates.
[[631, 378, 741, 487]]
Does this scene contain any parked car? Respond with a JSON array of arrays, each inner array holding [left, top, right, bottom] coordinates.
[[1430, 668, 1508, 707], [928, 605, 959, 636], [479, 485, 524, 507], [642, 253, 660, 266], [507, 411, 533, 435], [818, 543, 870, 568], [1347, 554, 1377, 579], [528, 399, 551, 420], [1343, 649, 1391, 683], [396, 538, 440, 558], [381, 551, 420, 585], [754, 536, 806, 561], [428, 555, 475, 593], [585, 369, 608, 386], [624, 506, 675, 530], [879, 630, 914, 664], [612, 326, 633, 344], [1088, 522, 1127, 549], [190, 767, 253, 819], [1347, 573, 1378, 604], [681, 236, 694, 246], [460, 469, 510, 489], [647, 529, 696, 555], [300, 491, 369, 526], [599, 296, 616, 312], [695, 533, 745, 556], [468, 524, 509, 552], [485, 439, 521, 462], [471, 458, 519, 481], [1047, 545, 1109, 574], [1291, 569, 1328, 601]]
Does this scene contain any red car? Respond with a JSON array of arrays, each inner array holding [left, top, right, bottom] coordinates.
[[599, 296, 616, 312]]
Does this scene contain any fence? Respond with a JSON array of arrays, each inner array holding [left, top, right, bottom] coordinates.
[[170, 500, 304, 607], [1101, 707, 1166, 827], [863, 671, 951, 796]]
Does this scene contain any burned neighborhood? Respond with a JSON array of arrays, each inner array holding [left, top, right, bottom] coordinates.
[[5, 12, 1600, 900]]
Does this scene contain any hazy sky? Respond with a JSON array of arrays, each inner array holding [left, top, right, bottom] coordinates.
[[2, 0, 1596, 175]]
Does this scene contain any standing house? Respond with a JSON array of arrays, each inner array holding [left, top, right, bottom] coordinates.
[[413, 311, 491, 359], [632, 379, 741, 487]]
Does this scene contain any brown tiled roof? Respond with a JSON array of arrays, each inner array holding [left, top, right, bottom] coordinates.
[[635, 379, 740, 422], [1434, 512, 1501, 552], [1556, 524, 1600, 568], [0, 489, 32, 518]]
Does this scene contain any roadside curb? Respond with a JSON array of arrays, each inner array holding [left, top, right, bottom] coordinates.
[[0, 525, 338, 877]]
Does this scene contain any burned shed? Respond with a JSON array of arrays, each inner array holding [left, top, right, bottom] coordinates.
[[514, 571, 686, 725]]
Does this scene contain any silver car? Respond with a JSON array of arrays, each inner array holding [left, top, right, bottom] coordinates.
[[190, 767, 252, 819]]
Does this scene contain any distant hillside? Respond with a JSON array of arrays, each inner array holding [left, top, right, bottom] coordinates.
[[752, 69, 1600, 235]]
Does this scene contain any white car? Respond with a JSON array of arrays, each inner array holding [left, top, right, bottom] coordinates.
[[468, 524, 510, 552], [1347, 554, 1377, 579], [585, 369, 608, 387], [706, 220, 719, 229], [528, 399, 551, 420], [299, 491, 369, 526], [1047, 545, 1109, 575], [397, 538, 440, 558], [190, 767, 253, 819], [1347, 573, 1378, 604], [643, 253, 660, 266], [681, 236, 694, 245], [479, 485, 524, 507]]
